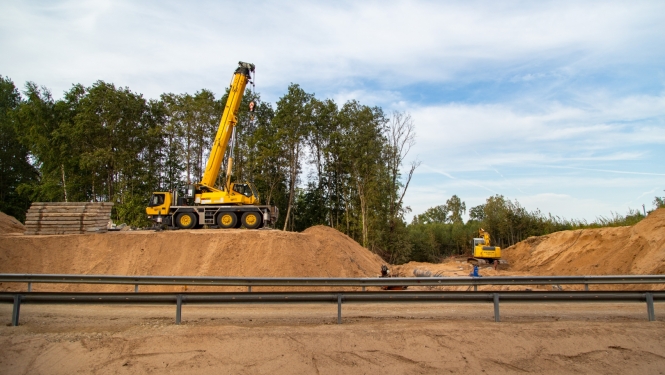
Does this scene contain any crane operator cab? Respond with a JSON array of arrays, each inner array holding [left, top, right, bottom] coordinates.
[[146, 191, 173, 223], [149, 193, 165, 207], [232, 182, 257, 198]]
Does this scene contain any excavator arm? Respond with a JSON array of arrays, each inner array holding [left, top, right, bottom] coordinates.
[[199, 61, 255, 189], [479, 228, 491, 247]]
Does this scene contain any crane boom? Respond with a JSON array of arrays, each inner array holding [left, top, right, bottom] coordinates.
[[199, 61, 255, 188]]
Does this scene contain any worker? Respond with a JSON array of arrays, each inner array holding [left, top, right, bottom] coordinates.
[[469, 265, 481, 277]]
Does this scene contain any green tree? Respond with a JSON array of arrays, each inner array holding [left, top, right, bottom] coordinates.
[[413, 205, 448, 224], [0, 76, 37, 221], [654, 191, 665, 209], [339, 101, 387, 248], [14, 82, 74, 202], [445, 195, 466, 223], [272, 84, 313, 231]]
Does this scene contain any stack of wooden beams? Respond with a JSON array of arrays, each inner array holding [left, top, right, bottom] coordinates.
[[24, 202, 114, 235]]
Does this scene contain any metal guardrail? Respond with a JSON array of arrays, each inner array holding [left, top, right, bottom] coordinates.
[[1, 291, 662, 326], [1, 274, 665, 292], [1, 274, 663, 326]]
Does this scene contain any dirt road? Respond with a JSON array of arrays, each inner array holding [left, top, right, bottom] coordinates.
[[1, 303, 664, 374]]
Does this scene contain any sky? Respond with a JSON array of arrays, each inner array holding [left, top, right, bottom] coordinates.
[[1, 0, 664, 222]]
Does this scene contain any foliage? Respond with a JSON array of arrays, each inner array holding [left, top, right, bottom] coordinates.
[[412, 195, 466, 225], [405, 194, 649, 263], [0, 76, 38, 222], [12, 80, 162, 226], [654, 192, 665, 210], [593, 209, 645, 227], [1, 72, 652, 265], [0, 73, 418, 257]]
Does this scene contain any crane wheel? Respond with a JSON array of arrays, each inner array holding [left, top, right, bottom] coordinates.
[[241, 212, 262, 229], [176, 212, 197, 229], [216, 212, 237, 229]]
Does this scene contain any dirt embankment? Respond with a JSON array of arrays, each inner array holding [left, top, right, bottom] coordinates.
[[1, 208, 664, 288], [503, 208, 665, 275], [0, 225, 385, 291], [0, 211, 24, 234]]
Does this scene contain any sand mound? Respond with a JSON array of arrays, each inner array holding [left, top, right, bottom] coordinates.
[[0, 211, 24, 234], [0, 225, 385, 291], [503, 208, 665, 275]]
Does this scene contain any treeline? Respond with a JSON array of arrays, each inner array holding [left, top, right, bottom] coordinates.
[[407, 194, 659, 263], [1, 74, 662, 265], [0, 75, 417, 262]]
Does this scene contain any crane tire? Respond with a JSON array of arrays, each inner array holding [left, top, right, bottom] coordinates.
[[176, 212, 197, 229], [241, 212, 262, 229], [216, 212, 237, 229]]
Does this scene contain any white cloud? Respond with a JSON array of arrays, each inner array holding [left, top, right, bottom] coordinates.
[[2, 0, 664, 222], [1, 1, 664, 99], [407, 92, 665, 172], [331, 89, 402, 108], [403, 171, 665, 222]]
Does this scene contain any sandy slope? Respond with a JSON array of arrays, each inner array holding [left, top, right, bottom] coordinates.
[[0, 225, 385, 292], [502, 208, 665, 275], [2, 209, 664, 280], [0, 211, 24, 234]]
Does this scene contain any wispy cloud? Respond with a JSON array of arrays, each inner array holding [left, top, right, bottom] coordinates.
[[541, 166, 665, 176], [421, 164, 497, 194], [2, 1, 664, 99], [1, 0, 663, 221]]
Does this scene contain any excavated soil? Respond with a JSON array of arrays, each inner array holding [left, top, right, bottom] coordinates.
[[0, 225, 385, 292], [0, 209, 663, 290], [502, 208, 665, 275], [0, 211, 24, 234]]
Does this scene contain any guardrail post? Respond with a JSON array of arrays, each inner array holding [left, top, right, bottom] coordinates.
[[337, 294, 343, 324], [27, 282, 32, 292], [134, 284, 139, 293], [646, 293, 655, 322], [176, 294, 183, 325], [493, 293, 500, 322], [12, 295, 21, 326], [584, 284, 589, 291], [362, 286, 365, 292], [248, 286, 252, 293]]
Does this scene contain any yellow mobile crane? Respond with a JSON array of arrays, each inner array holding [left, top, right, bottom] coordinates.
[[468, 229, 508, 267], [146, 61, 278, 229]]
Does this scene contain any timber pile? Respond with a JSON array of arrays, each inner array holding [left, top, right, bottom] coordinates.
[[24, 202, 114, 235]]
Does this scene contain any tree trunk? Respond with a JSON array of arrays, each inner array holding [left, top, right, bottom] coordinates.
[[60, 164, 68, 202], [356, 177, 368, 248], [283, 145, 299, 231]]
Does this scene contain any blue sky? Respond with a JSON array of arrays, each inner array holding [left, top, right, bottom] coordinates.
[[2, 0, 664, 221]]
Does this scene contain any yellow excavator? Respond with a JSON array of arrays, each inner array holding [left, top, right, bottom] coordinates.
[[146, 61, 278, 229], [468, 229, 508, 267]]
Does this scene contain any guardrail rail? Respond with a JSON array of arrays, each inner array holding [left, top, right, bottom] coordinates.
[[1, 274, 663, 326]]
